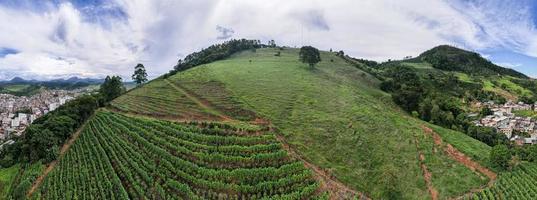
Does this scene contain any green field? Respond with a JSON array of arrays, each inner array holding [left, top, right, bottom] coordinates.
[[36, 111, 323, 199], [3, 84, 30, 92], [400, 61, 433, 69], [167, 48, 492, 199]]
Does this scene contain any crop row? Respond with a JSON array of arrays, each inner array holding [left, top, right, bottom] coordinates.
[[37, 111, 322, 199]]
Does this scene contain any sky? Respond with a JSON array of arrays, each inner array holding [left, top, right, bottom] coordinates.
[[0, 0, 536, 80]]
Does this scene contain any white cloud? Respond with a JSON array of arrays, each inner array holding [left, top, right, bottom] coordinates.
[[0, 0, 535, 80]]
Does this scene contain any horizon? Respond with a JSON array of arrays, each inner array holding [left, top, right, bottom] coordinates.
[[0, 0, 536, 80]]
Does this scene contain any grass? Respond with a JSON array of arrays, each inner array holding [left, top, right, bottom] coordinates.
[[429, 125, 491, 167], [454, 72, 474, 83], [167, 48, 490, 199], [496, 77, 533, 97], [417, 131, 488, 199], [401, 62, 433, 69], [111, 79, 219, 120], [0, 165, 20, 198]]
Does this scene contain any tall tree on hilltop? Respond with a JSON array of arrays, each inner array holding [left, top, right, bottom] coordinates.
[[99, 76, 125, 102], [299, 46, 321, 68], [132, 63, 148, 85]]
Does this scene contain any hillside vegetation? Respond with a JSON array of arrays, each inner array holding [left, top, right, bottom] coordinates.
[[23, 45, 504, 200], [164, 48, 492, 199], [418, 45, 527, 78]]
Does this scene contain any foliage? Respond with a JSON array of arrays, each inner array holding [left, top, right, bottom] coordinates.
[[99, 76, 125, 102], [0, 164, 19, 199], [12, 179, 30, 200], [1, 95, 99, 164], [132, 63, 148, 85], [298, 46, 321, 68], [480, 106, 493, 116], [468, 163, 537, 199], [490, 144, 511, 170], [420, 45, 528, 78], [466, 126, 507, 147]]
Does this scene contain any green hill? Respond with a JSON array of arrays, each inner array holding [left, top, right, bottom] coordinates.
[[387, 46, 536, 103], [30, 46, 502, 199], [417, 45, 527, 78], [109, 48, 495, 199]]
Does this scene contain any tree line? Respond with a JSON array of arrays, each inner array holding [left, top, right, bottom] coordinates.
[[163, 39, 263, 78]]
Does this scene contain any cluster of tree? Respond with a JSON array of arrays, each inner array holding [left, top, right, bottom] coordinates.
[[468, 90, 506, 104], [98, 76, 126, 103], [490, 144, 537, 171], [0, 76, 126, 167], [420, 45, 528, 78], [352, 58, 378, 67], [511, 78, 537, 95], [298, 46, 321, 68], [164, 39, 262, 78], [380, 64, 508, 146]]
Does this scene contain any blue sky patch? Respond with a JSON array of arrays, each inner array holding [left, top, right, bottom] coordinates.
[[0, 47, 18, 58]]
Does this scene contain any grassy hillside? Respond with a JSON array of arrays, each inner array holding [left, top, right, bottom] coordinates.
[[163, 48, 492, 199]]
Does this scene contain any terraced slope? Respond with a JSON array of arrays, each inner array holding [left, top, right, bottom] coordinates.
[[35, 111, 323, 199], [164, 48, 493, 199], [468, 163, 537, 200], [111, 79, 221, 120]]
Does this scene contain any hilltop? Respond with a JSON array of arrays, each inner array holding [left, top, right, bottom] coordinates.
[[417, 45, 527, 78]]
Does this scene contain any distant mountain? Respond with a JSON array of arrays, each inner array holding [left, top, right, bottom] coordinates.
[[416, 45, 528, 78], [8, 77, 31, 83], [1, 76, 104, 84]]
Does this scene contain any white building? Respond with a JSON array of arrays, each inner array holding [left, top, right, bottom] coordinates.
[[10, 119, 19, 128], [49, 103, 58, 111]]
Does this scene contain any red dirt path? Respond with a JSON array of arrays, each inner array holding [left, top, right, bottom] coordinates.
[[420, 125, 497, 199]]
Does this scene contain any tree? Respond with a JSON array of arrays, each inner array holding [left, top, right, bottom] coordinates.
[[490, 144, 511, 170], [480, 106, 493, 116], [299, 46, 321, 68], [268, 40, 276, 47], [132, 63, 148, 85], [527, 145, 537, 162], [99, 76, 125, 102]]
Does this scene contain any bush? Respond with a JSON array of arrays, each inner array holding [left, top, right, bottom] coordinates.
[[13, 179, 31, 200]]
